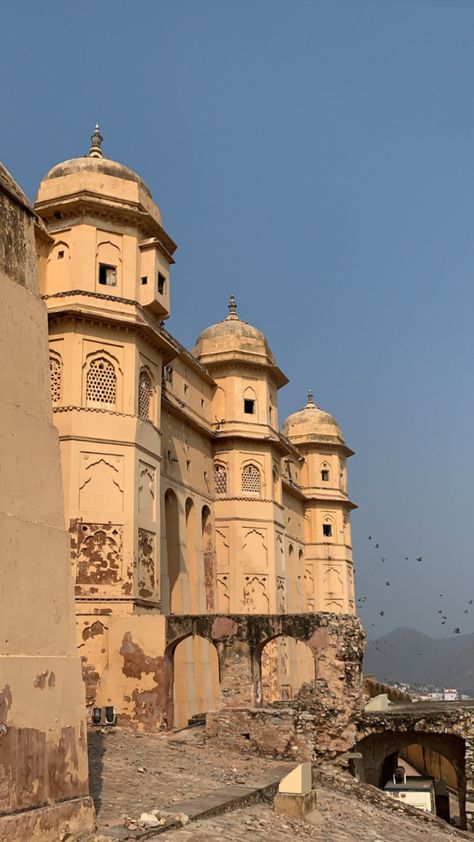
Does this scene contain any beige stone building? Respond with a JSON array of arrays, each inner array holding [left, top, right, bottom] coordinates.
[[34, 127, 357, 729]]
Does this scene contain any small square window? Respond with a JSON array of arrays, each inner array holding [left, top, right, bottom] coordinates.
[[323, 523, 332, 537], [141, 276, 148, 285], [158, 273, 166, 295], [58, 250, 64, 259], [321, 470, 329, 482], [244, 399, 255, 415], [99, 264, 117, 286]]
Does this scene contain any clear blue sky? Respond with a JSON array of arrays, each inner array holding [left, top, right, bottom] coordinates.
[[3, 0, 474, 639]]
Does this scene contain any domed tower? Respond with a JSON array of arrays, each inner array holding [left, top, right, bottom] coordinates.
[[282, 390, 356, 615], [194, 296, 290, 614], [35, 128, 177, 689]]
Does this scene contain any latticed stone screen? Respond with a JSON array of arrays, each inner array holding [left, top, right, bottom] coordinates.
[[215, 464, 227, 495], [138, 369, 152, 420], [86, 358, 117, 407], [50, 356, 61, 405], [242, 464, 261, 494]]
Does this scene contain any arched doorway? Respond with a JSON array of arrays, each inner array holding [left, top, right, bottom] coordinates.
[[356, 731, 466, 828], [165, 489, 180, 613], [172, 634, 220, 728], [259, 635, 315, 703]]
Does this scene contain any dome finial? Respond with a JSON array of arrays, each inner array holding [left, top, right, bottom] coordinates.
[[226, 293, 239, 320], [306, 389, 315, 407], [89, 123, 103, 158]]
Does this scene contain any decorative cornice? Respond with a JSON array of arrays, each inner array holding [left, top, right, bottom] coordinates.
[[53, 404, 161, 434], [214, 496, 275, 503], [75, 596, 162, 608], [42, 288, 138, 305]]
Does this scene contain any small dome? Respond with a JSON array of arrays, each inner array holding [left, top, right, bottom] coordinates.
[[35, 125, 162, 226], [40, 155, 153, 198], [282, 391, 345, 446], [193, 295, 276, 367]]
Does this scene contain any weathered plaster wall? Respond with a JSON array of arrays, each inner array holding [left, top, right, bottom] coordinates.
[[0, 163, 94, 840]]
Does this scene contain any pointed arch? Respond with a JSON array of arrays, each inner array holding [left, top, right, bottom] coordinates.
[[138, 366, 154, 421], [83, 349, 121, 410], [214, 461, 228, 495], [241, 462, 261, 495]]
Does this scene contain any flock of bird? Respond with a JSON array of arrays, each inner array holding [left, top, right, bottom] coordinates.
[[357, 534, 472, 639]]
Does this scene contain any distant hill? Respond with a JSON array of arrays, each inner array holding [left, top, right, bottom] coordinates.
[[364, 627, 474, 696]]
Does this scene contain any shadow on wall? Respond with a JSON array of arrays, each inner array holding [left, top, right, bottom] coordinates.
[[87, 729, 106, 815]]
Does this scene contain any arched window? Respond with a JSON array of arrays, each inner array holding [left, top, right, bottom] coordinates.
[[214, 463, 228, 495], [321, 461, 330, 483], [138, 368, 153, 421], [243, 386, 257, 416], [322, 515, 334, 539], [49, 354, 62, 405], [242, 463, 261, 494], [86, 357, 117, 408]]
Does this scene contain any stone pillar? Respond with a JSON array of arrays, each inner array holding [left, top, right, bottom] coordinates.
[[0, 164, 95, 841], [211, 618, 255, 707]]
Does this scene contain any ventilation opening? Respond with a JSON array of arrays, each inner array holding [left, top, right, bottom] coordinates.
[[244, 399, 255, 415], [98, 264, 117, 286], [323, 523, 332, 537], [141, 276, 148, 285], [321, 470, 329, 482]]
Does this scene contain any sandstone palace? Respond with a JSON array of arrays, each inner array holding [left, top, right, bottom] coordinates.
[[34, 126, 361, 731]]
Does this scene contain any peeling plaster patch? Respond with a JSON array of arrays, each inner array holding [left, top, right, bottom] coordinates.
[[81, 658, 100, 705], [0, 724, 87, 812], [0, 685, 12, 722], [70, 519, 122, 586], [307, 628, 330, 651], [82, 620, 107, 642], [137, 529, 156, 599], [212, 617, 238, 639], [34, 672, 49, 689], [119, 632, 165, 729]]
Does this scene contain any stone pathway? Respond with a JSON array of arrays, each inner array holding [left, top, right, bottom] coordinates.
[[88, 727, 473, 841], [88, 726, 288, 833]]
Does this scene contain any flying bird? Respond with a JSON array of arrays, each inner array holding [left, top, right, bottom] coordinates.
[[368, 536, 372, 541], [454, 628, 461, 634], [404, 557, 409, 561], [416, 556, 422, 562], [464, 610, 469, 614], [379, 611, 385, 616], [375, 543, 379, 549], [469, 600, 473, 605], [381, 557, 386, 563], [385, 581, 390, 587]]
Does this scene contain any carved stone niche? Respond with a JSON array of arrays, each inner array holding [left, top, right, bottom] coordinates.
[[71, 521, 123, 588], [137, 528, 156, 599]]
